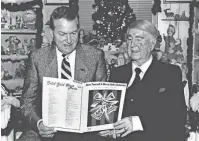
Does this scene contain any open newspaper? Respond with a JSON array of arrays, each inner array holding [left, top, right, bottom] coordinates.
[[42, 77, 127, 133]]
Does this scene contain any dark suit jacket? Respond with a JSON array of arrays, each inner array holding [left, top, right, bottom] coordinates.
[[107, 59, 186, 141], [20, 43, 107, 140]]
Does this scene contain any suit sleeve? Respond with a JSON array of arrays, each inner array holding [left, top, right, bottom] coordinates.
[[20, 53, 41, 130], [95, 50, 107, 81], [109, 68, 114, 82]]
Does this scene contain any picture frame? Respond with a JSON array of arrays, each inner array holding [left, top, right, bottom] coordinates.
[[164, 0, 192, 3], [45, 0, 69, 5]]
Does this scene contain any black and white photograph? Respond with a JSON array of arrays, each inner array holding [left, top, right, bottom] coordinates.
[[1, 0, 199, 141], [164, 0, 192, 3], [44, 0, 69, 5]]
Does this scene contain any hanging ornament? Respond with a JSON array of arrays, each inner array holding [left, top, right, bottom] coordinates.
[[108, 11, 114, 16], [95, 6, 99, 12], [121, 5, 126, 13], [100, 0, 104, 7], [114, 38, 123, 47], [151, 0, 162, 15], [118, 6, 121, 12], [92, 30, 97, 35], [96, 20, 102, 24], [92, 4, 97, 9]]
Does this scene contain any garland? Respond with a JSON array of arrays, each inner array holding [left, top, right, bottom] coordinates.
[[187, 1, 194, 96], [1, 0, 35, 4], [1, 0, 41, 11]]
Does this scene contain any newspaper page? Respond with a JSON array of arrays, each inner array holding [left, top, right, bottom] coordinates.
[[81, 82, 127, 132], [42, 77, 84, 133]]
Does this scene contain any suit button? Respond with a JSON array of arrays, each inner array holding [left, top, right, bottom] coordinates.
[[131, 99, 134, 102]]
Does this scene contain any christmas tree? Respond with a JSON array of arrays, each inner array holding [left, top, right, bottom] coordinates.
[[92, 0, 136, 43]]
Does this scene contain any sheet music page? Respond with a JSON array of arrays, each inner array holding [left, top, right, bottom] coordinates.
[[42, 78, 127, 133], [42, 77, 83, 133]]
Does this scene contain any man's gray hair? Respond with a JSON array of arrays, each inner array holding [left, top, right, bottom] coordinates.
[[128, 20, 160, 39]]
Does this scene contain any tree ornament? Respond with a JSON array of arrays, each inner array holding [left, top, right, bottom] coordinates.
[[108, 11, 114, 16], [100, 0, 104, 7], [92, 0, 136, 43]]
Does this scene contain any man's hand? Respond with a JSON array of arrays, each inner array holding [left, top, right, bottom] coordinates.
[[38, 121, 57, 138], [98, 130, 111, 137], [114, 117, 133, 137], [2, 96, 20, 107], [98, 130, 119, 139]]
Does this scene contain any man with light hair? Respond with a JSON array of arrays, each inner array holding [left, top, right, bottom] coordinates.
[[19, 6, 106, 141], [96, 20, 186, 141]]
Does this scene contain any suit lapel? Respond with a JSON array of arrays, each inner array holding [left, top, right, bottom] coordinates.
[[45, 44, 58, 78], [138, 59, 161, 97], [126, 59, 160, 90], [74, 45, 88, 82], [141, 59, 160, 84], [123, 62, 132, 84]]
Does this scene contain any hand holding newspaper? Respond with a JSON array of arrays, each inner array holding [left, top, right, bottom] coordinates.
[[42, 77, 127, 133]]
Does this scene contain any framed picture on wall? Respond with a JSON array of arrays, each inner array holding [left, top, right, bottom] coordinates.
[[45, 0, 69, 5], [164, 0, 192, 3]]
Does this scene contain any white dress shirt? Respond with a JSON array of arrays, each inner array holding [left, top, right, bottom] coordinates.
[[128, 56, 153, 87], [129, 56, 153, 132], [56, 47, 76, 80]]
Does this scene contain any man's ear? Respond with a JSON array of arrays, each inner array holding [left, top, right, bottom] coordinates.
[[78, 29, 82, 38], [49, 28, 53, 37], [150, 38, 157, 51]]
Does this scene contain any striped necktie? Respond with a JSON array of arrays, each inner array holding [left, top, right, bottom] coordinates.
[[61, 54, 72, 79]]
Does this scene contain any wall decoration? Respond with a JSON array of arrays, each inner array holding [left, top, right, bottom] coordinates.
[[162, 8, 189, 21], [163, 8, 175, 19], [1, 9, 37, 30], [156, 3, 190, 80], [1, 0, 35, 4], [164, 0, 192, 3], [45, 0, 69, 5], [163, 24, 185, 64]]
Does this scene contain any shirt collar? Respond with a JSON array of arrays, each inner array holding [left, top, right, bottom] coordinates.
[[132, 55, 153, 74], [56, 47, 76, 60]]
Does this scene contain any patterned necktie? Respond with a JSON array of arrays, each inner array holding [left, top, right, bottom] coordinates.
[[133, 68, 142, 86], [61, 54, 72, 79]]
